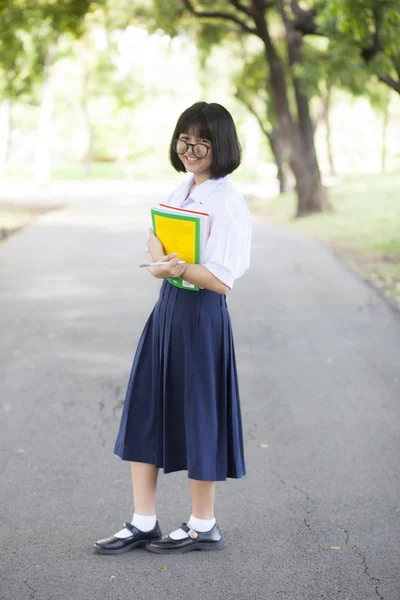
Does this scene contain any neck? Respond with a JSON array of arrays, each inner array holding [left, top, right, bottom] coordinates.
[[193, 172, 211, 187]]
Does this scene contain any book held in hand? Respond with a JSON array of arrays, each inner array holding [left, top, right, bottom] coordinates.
[[151, 204, 210, 291]]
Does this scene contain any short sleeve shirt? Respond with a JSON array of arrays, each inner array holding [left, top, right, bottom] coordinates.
[[164, 176, 252, 289]]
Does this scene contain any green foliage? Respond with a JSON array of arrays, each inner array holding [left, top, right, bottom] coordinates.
[[253, 169, 400, 306], [58, 15, 151, 163], [151, 0, 185, 35], [0, 0, 101, 99], [232, 50, 272, 122], [315, 0, 400, 92]]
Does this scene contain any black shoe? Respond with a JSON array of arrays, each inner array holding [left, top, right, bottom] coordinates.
[[146, 522, 224, 554], [94, 521, 162, 554]]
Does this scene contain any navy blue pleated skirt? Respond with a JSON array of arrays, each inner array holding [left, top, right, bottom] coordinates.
[[114, 280, 245, 481]]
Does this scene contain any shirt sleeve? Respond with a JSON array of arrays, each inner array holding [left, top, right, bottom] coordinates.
[[203, 193, 252, 289]]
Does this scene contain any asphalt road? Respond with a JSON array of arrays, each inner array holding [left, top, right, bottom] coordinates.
[[1, 186, 399, 600]]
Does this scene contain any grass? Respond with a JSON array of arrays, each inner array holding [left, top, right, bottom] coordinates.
[[2, 161, 264, 182], [0, 204, 61, 242], [1, 171, 399, 309], [246, 171, 400, 308]]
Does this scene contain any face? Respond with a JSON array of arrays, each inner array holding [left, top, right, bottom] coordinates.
[[177, 130, 213, 179]]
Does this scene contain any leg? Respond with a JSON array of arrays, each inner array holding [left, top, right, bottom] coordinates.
[[190, 479, 216, 519], [93, 462, 161, 554], [131, 461, 159, 515], [146, 478, 223, 553]]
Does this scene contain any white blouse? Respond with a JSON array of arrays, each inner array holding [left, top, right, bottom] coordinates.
[[164, 176, 252, 289]]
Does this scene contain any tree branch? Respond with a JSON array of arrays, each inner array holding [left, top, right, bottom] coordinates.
[[235, 89, 272, 140], [183, 0, 257, 36], [228, 0, 252, 17], [290, 0, 319, 35], [253, 0, 274, 11], [361, 6, 382, 62], [378, 74, 400, 95], [290, 0, 310, 21]]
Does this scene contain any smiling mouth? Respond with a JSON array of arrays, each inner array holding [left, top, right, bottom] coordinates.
[[185, 156, 200, 161]]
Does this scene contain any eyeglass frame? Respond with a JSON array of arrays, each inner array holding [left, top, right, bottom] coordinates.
[[172, 138, 213, 159]]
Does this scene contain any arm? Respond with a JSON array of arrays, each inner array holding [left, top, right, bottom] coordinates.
[[178, 264, 229, 295], [145, 230, 229, 295]]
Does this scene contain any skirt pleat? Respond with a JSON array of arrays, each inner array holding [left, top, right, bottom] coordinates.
[[114, 280, 245, 481]]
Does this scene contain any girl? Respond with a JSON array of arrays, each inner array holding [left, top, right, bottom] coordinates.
[[94, 102, 251, 554]]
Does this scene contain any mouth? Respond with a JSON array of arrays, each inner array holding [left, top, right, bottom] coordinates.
[[184, 156, 199, 162]]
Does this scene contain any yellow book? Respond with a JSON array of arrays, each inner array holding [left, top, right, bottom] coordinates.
[[151, 204, 210, 291]]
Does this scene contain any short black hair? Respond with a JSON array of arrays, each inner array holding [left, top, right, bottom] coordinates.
[[169, 102, 241, 178]]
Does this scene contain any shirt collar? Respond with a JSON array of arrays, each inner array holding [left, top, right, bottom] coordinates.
[[186, 176, 226, 205]]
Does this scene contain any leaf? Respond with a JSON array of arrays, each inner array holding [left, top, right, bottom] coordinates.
[[330, 546, 341, 550], [325, 358, 333, 364], [155, 566, 167, 572], [109, 575, 116, 582], [259, 443, 269, 448]]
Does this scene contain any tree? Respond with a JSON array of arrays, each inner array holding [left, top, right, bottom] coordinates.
[[232, 50, 291, 193], [64, 19, 149, 174], [150, 0, 329, 216], [294, 0, 400, 96], [0, 1, 102, 182], [291, 0, 400, 175], [0, 1, 97, 97]]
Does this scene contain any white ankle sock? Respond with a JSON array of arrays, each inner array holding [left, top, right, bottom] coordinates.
[[114, 513, 156, 539], [169, 515, 216, 540], [188, 515, 216, 532]]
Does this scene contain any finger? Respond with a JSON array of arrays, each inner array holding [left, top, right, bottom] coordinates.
[[170, 265, 185, 277], [163, 253, 178, 262]]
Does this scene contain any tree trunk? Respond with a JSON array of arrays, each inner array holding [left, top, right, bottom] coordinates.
[[254, 6, 329, 216], [283, 18, 330, 216], [324, 87, 336, 177], [235, 90, 291, 194], [268, 129, 291, 193], [34, 45, 56, 187], [0, 98, 11, 177], [81, 67, 95, 176], [381, 100, 390, 174]]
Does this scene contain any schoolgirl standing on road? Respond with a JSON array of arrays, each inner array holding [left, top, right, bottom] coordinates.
[[94, 101, 252, 554]]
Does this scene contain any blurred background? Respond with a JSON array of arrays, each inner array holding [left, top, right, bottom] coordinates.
[[0, 0, 399, 304]]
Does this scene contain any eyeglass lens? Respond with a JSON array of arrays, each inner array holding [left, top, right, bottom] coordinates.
[[173, 139, 209, 159]]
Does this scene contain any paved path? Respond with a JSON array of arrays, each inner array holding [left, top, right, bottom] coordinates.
[[0, 186, 399, 600]]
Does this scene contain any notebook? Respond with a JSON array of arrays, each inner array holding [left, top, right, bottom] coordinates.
[[151, 204, 210, 291]]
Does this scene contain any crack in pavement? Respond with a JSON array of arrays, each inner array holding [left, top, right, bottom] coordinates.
[[336, 527, 385, 599], [271, 470, 319, 543], [0, 449, 13, 477], [273, 472, 385, 599], [24, 579, 36, 599], [95, 387, 124, 448], [352, 544, 385, 600], [112, 398, 124, 421]]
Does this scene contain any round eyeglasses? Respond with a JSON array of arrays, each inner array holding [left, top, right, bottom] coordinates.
[[172, 139, 213, 159]]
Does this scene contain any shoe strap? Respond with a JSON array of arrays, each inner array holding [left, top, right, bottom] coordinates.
[[123, 521, 138, 534], [181, 522, 198, 539]]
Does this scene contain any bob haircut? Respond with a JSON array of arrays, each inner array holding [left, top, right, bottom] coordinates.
[[169, 102, 241, 179]]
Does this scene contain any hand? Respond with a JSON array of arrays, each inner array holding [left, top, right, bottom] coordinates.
[[147, 228, 164, 261], [148, 253, 187, 279]]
